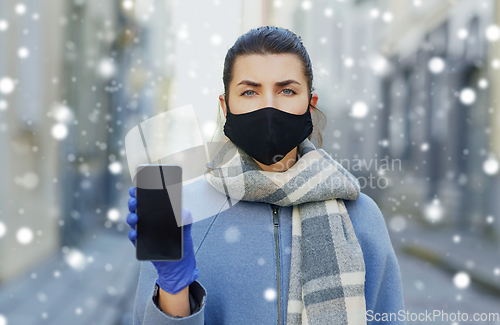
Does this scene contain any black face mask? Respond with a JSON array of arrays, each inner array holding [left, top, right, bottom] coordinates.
[[223, 94, 314, 166]]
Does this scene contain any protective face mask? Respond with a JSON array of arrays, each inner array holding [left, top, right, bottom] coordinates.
[[223, 93, 314, 166]]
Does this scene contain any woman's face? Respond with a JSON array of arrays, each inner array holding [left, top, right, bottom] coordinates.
[[219, 53, 318, 117]]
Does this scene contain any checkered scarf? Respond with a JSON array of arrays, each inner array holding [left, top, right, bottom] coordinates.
[[204, 136, 367, 324]]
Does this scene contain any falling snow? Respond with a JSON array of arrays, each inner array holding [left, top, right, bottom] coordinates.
[[0, 1, 499, 323]]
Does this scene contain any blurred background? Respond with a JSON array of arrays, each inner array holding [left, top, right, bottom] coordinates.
[[0, 0, 499, 324]]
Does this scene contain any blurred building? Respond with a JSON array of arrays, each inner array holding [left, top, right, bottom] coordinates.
[[377, 0, 500, 242], [266, 0, 500, 243], [0, 0, 181, 284], [0, 0, 177, 323], [0, 0, 66, 284]]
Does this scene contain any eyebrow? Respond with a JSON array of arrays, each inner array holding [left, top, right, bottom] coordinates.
[[236, 79, 301, 87]]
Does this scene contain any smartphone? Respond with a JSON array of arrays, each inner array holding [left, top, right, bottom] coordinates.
[[134, 164, 183, 261]]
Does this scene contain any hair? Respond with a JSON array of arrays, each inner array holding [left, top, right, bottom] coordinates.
[[212, 25, 326, 148]]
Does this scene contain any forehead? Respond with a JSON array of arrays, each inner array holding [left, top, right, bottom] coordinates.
[[232, 53, 305, 83]]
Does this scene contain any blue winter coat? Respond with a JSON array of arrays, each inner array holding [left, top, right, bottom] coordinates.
[[132, 176, 407, 324]]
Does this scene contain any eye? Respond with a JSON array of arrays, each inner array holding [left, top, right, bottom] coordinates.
[[241, 90, 256, 96], [281, 88, 297, 96]]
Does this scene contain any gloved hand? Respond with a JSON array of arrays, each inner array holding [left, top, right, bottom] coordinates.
[[127, 186, 200, 295]]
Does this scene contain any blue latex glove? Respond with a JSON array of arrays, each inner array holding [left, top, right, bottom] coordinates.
[[127, 186, 200, 294]]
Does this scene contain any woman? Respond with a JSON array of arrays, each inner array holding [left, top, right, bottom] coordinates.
[[127, 26, 406, 324]]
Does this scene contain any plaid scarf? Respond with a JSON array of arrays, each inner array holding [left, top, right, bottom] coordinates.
[[204, 136, 367, 324]]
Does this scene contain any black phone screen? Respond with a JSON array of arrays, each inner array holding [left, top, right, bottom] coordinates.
[[135, 165, 183, 261]]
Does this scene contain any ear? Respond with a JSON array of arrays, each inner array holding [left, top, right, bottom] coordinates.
[[309, 93, 319, 112], [219, 94, 227, 118]]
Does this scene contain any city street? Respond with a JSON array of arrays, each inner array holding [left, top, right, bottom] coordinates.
[[391, 223, 500, 325]]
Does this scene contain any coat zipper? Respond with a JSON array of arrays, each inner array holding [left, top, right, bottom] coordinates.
[[271, 204, 281, 325]]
